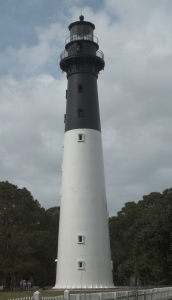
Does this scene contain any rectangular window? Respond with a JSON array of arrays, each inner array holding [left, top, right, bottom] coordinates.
[[78, 133, 84, 142], [78, 234, 84, 244], [78, 236, 83, 242], [78, 84, 83, 92], [64, 114, 66, 123], [78, 109, 84, 117], [66, 90, 68, 99], [78, 260, 85, 270]]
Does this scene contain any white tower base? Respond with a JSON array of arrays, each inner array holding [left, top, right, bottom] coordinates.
[[54, 129, 114, 289]]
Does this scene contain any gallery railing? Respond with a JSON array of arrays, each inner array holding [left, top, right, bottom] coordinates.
[[65, 34, 99, 44], [60, 48, 104, 61]]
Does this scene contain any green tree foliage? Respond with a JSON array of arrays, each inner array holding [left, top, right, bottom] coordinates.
[[0, 181, 59, 287], [109, 190, 172, 285]]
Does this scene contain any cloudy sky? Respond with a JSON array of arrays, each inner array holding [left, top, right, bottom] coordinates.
[[1, 0, 172, 216]]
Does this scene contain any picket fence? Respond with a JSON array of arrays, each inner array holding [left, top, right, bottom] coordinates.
[[9, 287, 172, 300]]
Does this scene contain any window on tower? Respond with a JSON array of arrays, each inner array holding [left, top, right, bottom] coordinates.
[[78, 236, 82, 243], [77, 234, 85, 243], [78, 84, 83, 92], [78, 133, 84, 142], [78, 109, 84, 117], [78, 260, 85, 270]]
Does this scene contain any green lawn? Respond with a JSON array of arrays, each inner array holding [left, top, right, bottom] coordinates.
[[0, 290, 63, 300], [0, 289, 120, 300], [0, 290, 114, 300], [1, 290, 171, 300]]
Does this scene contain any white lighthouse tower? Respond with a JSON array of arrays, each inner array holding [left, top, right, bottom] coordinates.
[[54, 16, 114, 289]]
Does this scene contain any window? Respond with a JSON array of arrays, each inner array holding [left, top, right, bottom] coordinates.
[[78, 109, 84, 117], [78, 236, 83, 243], [66, 90, 68, 99], [78, 133, 84, 142], [78, 84, 82, 91], [78, 260, 85, 270], [64, 114, 66, 123], [77, 234, 85, 244], [78, 84, 83, 92]]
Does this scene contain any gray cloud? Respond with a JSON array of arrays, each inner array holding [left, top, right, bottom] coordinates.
[[1, 1, 172, 216]]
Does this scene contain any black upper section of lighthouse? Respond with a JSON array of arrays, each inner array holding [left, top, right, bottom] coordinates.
[[60, 16, 105, 132]]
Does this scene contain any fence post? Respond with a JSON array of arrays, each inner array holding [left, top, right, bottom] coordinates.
[[34, 290, 42, 300], [64, 290, 70, 300], [143, 290, 146, 300]]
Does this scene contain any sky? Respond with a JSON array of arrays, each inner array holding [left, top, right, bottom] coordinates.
[[1, 0, 172, 216]]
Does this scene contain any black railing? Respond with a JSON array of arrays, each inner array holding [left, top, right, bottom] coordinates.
[[60, 48, 104, 61], [65, 34, 99, 44]]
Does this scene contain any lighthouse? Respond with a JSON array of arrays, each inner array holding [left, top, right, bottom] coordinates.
[[54, 16, 114, 289]]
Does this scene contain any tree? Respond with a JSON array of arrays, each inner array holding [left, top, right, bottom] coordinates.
[[109, 201, 141, 285], [109, 190, 172, 285], [0, 181, 59, 287], [133, 191, 172, 284]]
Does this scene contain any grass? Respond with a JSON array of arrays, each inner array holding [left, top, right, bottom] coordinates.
[[0, 290, 63, 300], [1, 290, 171, 300], [0, 289, 119, 300]]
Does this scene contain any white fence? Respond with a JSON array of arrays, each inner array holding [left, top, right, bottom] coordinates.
[[8, 287, 172, 300]]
